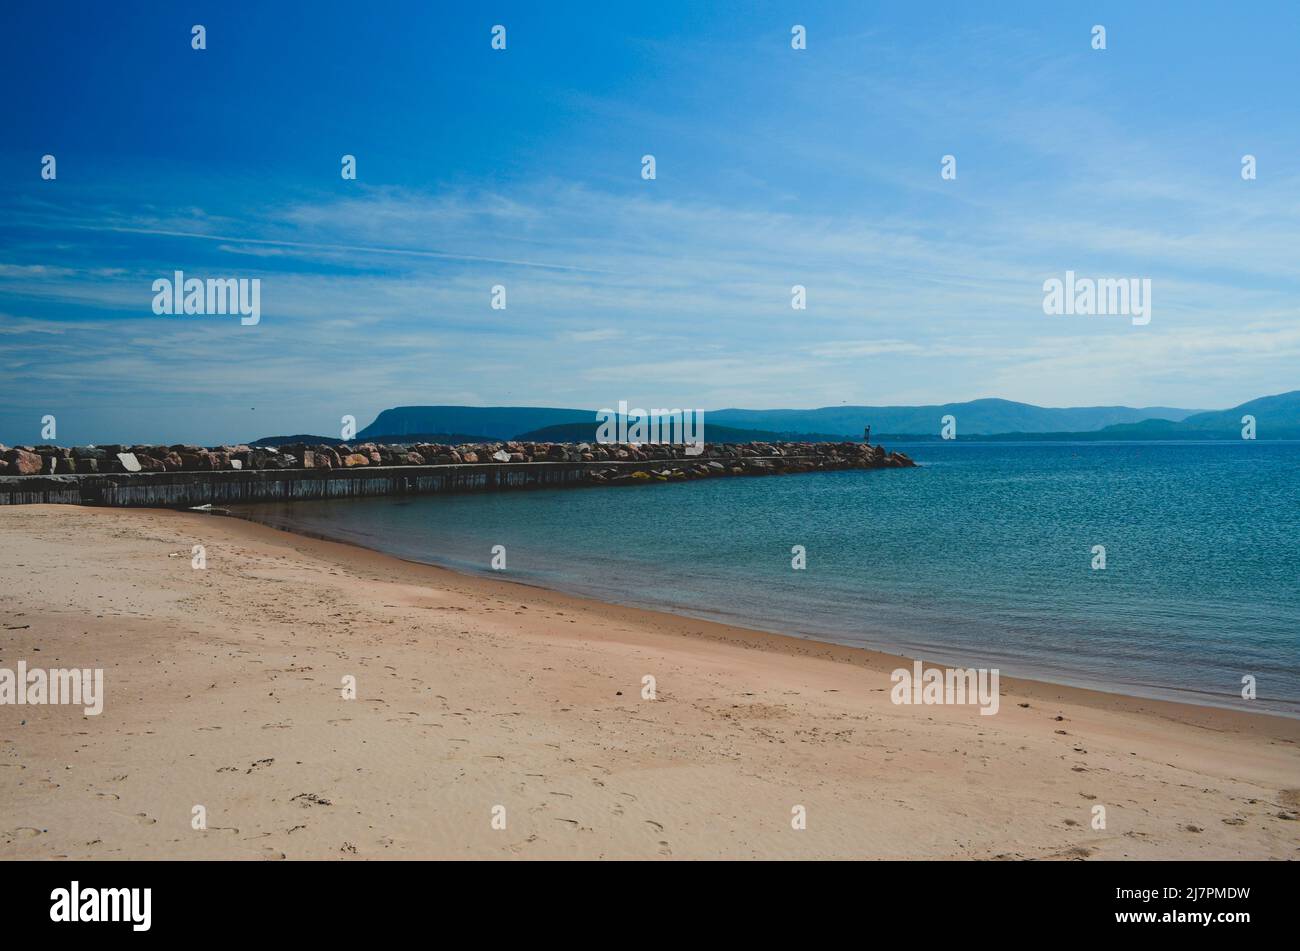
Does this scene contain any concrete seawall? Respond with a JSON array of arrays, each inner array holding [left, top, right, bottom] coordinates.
[[0, 455, 897, 508]]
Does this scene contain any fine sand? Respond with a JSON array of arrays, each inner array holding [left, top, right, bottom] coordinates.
[[1, 504, 1297, 860]]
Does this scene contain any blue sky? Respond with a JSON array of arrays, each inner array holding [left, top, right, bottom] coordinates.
[[1, 0, 1298, 444]]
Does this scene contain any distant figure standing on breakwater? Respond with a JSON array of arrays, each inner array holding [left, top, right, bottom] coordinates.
[[863, 425, 871, 444]]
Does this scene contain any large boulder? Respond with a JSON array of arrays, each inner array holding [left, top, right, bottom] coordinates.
[[304, 448, 339, 469], [2, 448, 43, 475]]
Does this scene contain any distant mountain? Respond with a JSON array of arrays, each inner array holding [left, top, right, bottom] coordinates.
[[248, 433, 346, 447], [915, 390, 1300, 441], [356, 399, 1205, 442], [1082, 390, 1300, 440], [250, 432, 492, 447], [515, 422, 850, 444], [255, 392, 1292, 447], [359, 406, 592, 441], [707, 399, 1203, 437]]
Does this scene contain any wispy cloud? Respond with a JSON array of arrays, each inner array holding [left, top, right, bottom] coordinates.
[[2, 5, 1297, 443]]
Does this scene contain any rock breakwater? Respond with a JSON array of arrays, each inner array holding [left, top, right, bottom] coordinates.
[[1, 439, 913, 479], [0, 439, 915, 506]]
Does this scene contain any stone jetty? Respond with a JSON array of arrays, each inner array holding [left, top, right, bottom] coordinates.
[[0, 439, 915, 507]]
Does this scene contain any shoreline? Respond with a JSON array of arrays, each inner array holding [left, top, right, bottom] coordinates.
[[229, 503, 1298, 722], [2, 504, 1297, 859]]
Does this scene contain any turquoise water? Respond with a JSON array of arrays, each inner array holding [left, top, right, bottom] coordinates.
[[237, 442, 1300, 715]]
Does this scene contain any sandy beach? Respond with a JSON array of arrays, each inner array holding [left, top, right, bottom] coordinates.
[[1, 504, 1297, 860]]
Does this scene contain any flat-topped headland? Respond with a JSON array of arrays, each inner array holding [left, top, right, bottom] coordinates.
[[0, 439, 915, 507]]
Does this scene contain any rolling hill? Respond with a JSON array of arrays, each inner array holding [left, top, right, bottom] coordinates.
[[1080, 390, 1300, 440], [514, 421, 849, 444], [707, 399, 1203, 437], [358, 406, 592, 441], [354, 398, 1205, 441], [251, 391, 1295, 445]]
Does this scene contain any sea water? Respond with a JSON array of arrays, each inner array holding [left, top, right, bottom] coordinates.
[[237, 441, 1300, 715]]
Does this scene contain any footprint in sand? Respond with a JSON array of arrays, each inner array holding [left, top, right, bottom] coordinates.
[[95, 792, 120, 800], [290, 792, 332, 807], [134, 814, 157, 825]]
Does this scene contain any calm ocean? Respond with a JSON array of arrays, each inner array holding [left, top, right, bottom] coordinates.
[[235, 441, 1300, 716]]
